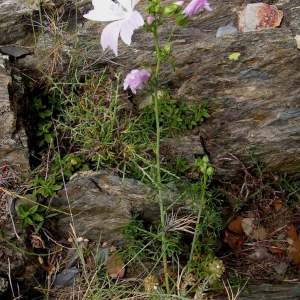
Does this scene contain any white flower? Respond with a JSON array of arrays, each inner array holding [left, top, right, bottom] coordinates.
[[84, 0, 144, 56]]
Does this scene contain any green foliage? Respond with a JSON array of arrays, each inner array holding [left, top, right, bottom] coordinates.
[[140, 96, 209, 136], [52, 74, 208, 182], [186, 156, 222, 274], [49, 152, 87, 180], [32, 94, 60, 147], [122, 217, 183, 263], [32, 175, 62, 198], [181, 182, 223, 250], [279, 175, 300, 203], [190, 251, 225, 286], [122, 218, 149, 261], [195, 155, 214, 177], [16, 203, 55, 231], [165, 156, 190, 177]]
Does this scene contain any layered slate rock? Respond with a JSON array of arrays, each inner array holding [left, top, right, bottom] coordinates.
[[53, 170, 178, 241], [0, 0, 34, 45], [35, 0, 300, 177], [0, 57, 28, 171], [0, 0, 299, 178]]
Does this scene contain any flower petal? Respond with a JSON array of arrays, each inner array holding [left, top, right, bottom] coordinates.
[[120, 10, 144, 45], [84, 0, 125, 22], [101, 21, 123, 56], [123, 69, 151, 94], [184, 0, 212, 17]]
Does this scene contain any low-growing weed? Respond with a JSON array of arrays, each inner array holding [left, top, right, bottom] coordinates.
[[16, 203, 56, 232]]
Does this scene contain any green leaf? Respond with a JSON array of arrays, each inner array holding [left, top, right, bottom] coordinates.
[[176, 14, 188, 26], [163, 3, 180, 16], [28, 205, 39, 215], [24, 217, 34, 226], [228, 52, 241, 61], [32, 214, 44, 222], [17, 205, 31, 219]]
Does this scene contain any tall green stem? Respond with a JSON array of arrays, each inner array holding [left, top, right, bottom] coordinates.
[[152, 24, 169, 293]]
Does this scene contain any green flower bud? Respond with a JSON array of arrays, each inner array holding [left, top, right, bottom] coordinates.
[[163, 4, 179, 16], [206, 166, 214, 176]]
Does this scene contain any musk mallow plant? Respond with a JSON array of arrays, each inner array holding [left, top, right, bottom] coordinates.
[[84, 0, 212, 293]]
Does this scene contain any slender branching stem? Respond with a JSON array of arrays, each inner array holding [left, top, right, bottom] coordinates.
[[152, 23, 170, 293]]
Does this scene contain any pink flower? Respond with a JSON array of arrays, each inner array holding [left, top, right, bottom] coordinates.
[[84, 0, 144, 56], [146, 15, 155, 25], [184, 0, 212, 17], [124, 69, 151, 94]]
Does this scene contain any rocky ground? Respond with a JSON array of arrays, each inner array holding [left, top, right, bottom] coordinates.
[[0, 0, 300, 299]]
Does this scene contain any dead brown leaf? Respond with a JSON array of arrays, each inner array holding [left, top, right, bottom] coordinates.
[[31, 234, 45, 249], [224, 230, 244, 249], [224, 216, 245, 249], [228, 216, 244, 235], [106, 253, 126, 279], [287, 225, 300, 266], [272, 199, 283, 211]]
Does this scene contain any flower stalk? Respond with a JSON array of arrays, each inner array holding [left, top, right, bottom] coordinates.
[[188, 156, 213, 269], [152, 17, 170, 293]]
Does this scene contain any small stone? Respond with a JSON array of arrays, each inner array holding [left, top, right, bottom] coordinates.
[[53, 267, 80, 288], [239, 3, 283, 32], [216, 25, 238, 38]]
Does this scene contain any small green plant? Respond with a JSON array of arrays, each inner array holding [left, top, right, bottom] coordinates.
[[52, 74, 208, 183], [16, 203, 54, 231], [49, 152, 87, 180], [31, 94, 60, 147], [139, 95, 209, 136], [32, 175, 62, 198], [122, 217, 183, 265]]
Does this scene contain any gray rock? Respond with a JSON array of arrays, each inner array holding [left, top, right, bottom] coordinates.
[[53, 267, 80, 288], [0, 0, 35, 45], [0, 45, 32, 58], [216, 25, 238, 38], [53, 170, 179, 242], [15, 0, 300, 178], [0, 60, 29, 172]]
